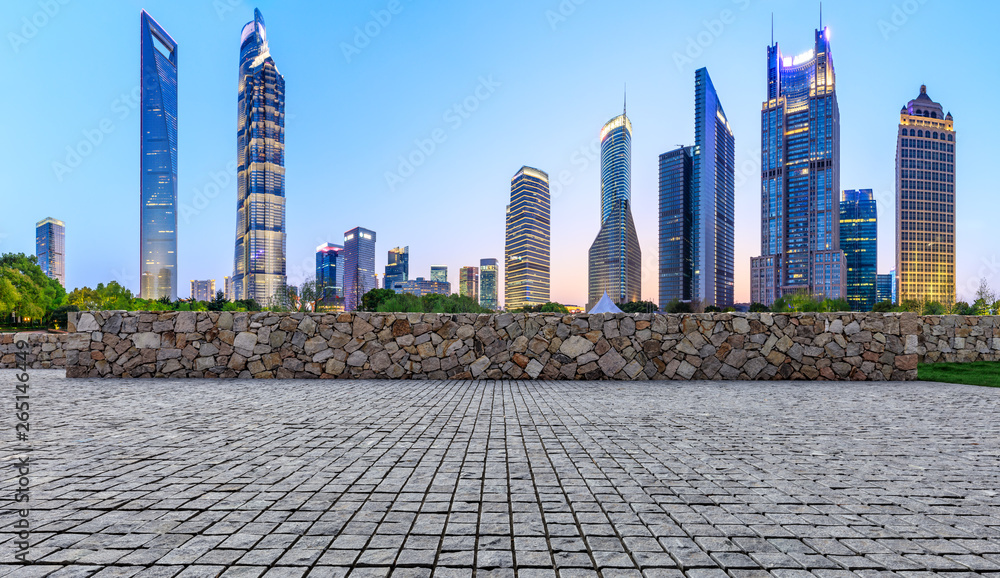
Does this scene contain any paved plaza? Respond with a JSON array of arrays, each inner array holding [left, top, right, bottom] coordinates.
[[2, 370, 1000, 577]]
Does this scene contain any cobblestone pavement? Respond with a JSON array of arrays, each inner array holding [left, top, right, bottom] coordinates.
[[2, 370, 1000, 577]]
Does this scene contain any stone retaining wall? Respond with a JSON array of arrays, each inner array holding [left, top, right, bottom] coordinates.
[[61, 311, 1000, 380], [0, 332, 69, 369]]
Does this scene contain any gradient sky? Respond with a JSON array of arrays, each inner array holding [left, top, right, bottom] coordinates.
[[3, 0, 997, 305]]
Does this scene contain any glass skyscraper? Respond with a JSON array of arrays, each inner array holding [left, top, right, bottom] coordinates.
[[430, 265, 448, 284], [35, 217, 65, 289], [316, 243, 344, 303], [459, 266, 479, 302], [751, 27, 844, 306], [588, 105, 641, 311], [505, 166, 551, 310], [233, 8, 286, 306], [139, 10, 178, 301], [384, 246, 409, 290], [840, 189, 877, 311], [692, 67, 735, 308], [344, 227, 376, 311], [658, 147, 694, 306], [876, 271, 897, 305], [896, 85, 956, 306], [479, 258, 499, 310]]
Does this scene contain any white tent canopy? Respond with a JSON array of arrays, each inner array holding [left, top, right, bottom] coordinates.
[[588, 291, 623, 314]]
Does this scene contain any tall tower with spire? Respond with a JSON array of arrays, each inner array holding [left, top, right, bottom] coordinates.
[[588, 93, 641, 310], [232, 8, 286, 305]]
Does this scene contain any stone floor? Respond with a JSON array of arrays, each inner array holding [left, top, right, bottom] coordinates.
[[2, 370, 1000, 577]]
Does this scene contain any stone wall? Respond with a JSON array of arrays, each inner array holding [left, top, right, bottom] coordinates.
[[60, 310, 1000, 380], [0, 332, 69, 369], [922, 315, 1000, 363]]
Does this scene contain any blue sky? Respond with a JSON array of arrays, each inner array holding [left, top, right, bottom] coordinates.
[[2, 0, 997, 304]]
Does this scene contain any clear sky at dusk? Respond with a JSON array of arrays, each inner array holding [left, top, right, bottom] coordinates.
[[2, 0, 997, 305]]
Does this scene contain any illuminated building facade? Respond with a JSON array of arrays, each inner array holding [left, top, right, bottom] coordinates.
[[839, 189, 877, 311], [384, 246, 408, 289], [140, 10, 178, 301], [316, 243, 344, 302], [459, 266, 479, 302], [588, 106, 641, 311], [233, 8, 286, 305], [430, 265, 448, 283], [190, 279, 215, 302], [393, 278, 450, 298], [479, 258, 499, 310], [505, 166, 551, 310], [658, 147, 694, 306], [344, 227, 376, 311], [876, 271, 897, 305], [35, 217, 65, 289], [751, 27, 844, 306], [224, 276, 234, 301], [896, 85, 956, 306]]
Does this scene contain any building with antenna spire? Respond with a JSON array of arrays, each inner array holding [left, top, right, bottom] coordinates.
[[588, 93, 641, 311]]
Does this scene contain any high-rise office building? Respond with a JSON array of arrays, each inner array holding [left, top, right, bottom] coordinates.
[[384, 246, 409, 290], [139, 11, 178, 301], [692, 67, 735, 308], [392, 278, 450, 298], [505, 166, 551, 310], [840, 190, 878, 311], [430, 265, 448, 284], [190, 279, 215, 302], [588, 103, 641, 311], [459, 267, 479, 302], [35, 217, 65, 288], [344, 227, 376, 311], [876, 271, 897, 305], [224, 276, 234, 301], [658, 67, 735, 309], [751, 27, 844, 306], [232, 8, 286, 306], [316, 243, 345, 302], [658, 147, 694, 306], [896, 85, 956, 306], [480, 258, 499, 310]]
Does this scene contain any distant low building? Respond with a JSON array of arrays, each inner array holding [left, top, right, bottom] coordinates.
[[393, 277, 450, 298], [191, 279, 215, 302], [459, 266, 479, 302]]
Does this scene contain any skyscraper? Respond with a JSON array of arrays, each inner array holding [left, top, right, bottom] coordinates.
[[658, 147, 694, 306], [430, 265, 448, 284], [588, 102, 641, 311], [459, 266, 479, 302], [316, 243, 344, 302], [480, 258, 499, 310], [139, 10, 178, 301], [35, 217, 65, 288], [896, 85, 956, 306], [692, 67, 735, 308], [344, 227, 376, 311], [233, 8, 286, 306], [384, 246, 409, 290], [392, 278, 450, 298], [224, 276, 234, 301], [840, 189, 877, 311], [751, 27, 844, 305], [876, 271, 897, 305], [190, 279, 215, 302], [658, 67, 735, 309], [505, 166, 551, 310]]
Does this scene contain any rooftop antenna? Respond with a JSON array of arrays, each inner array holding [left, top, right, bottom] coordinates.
[[623, 83, 627, 118], [820, 2, 823, 31], [771, 12, 774, 45]]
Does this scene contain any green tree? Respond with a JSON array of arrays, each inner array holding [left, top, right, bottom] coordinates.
[[207, 290, 228, 312], [360, 288, 396, 312], [539, 302, 569, 313], [703, 305, 722, 313], [662, 299, 693, 313], [951, 301, 976, 315], [922, 301, 946, 315], [748, 302, 769, 312], [617, 300, 658, 314], [376, 292, 423, 313], [0, 253, 65, 322], [871, 300, 894, 313]]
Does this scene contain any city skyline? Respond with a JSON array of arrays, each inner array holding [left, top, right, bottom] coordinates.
[[4, 2, 997, 306]]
